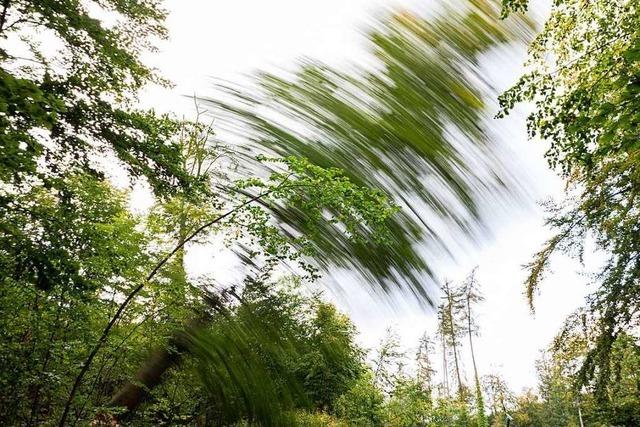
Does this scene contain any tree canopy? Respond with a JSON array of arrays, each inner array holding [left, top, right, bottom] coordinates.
[[204, 0, 533, 300], [2, 0, 640, 426], [500, 0, 640, 399]]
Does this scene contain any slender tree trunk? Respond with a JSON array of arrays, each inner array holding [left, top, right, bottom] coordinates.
[[29, 298, 64, 426], [176, 197, 187, 279], [467, 296, 486, 427], [97, 198, 194, 424], [466, 297, 480, 387], [446, 288, 463, 398], [577, 403, 585, 427], [440, 330, 449, 397]]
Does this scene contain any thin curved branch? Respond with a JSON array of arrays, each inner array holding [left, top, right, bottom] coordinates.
[[58, 177, 294, 427]]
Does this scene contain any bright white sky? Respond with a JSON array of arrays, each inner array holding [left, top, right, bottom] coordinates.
[[139, 0, 596, 393]]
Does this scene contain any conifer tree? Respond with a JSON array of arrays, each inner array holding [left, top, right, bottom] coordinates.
[[463, 270, 488, 427]]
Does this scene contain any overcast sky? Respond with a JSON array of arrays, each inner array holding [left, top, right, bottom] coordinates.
[[139, 0, 596, 393]]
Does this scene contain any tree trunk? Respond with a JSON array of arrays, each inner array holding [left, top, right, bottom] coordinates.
[[446, 286, 464, 399], [93, 319, 204, 425], [108, 329, 190, 410], [440, 330, 449, 397], [467, 297, 479, 388], [467, 295, 486, 427]]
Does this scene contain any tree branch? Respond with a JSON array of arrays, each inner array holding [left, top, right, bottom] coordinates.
[[58, 180, 293, 427], [0, 0, 10, 36]]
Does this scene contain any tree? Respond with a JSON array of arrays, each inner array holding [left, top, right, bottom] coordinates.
[[206, 0, 532, 301], [186, 280, 368, 426], [483, 373, 513, 427], [373, 328, 406, 396], [499, 0, 640, 398], [0, 0, 193, 196], [0, 1, 562, 425], [293, 301, 364, 412], [490, 308, 640, 427], [0, 107, 400, 425], [534, 355, 577, 427], [540, 309, 640, 425], [416, 332, 436, 395], [81, 154, 399, 425], [0, 176, 153, 425], [0, 3, 198, 421], [510, 389, 545, 427], [430, 396, 474, 427], [382, 379, 432, 427], [334, 371, 385, 426], [439, 280, 467, 400], [463, 270, 488, 427]]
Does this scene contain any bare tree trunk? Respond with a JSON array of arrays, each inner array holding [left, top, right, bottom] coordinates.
[[467, 295, 486, 427], [440, 331, 450, 397], [466, 297, 480, 389], [445, 286, 463, 398]]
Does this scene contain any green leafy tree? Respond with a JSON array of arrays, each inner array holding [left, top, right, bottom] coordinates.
[[0, 0, 193, 195], [382, 378, 432, 427], [294, 302, 364, 411], [0, 3, 197, 421], [430, 396, 475, 427], [534, 355, 579, 427], [0, 175, 153, 424], [510, 389, 545, 427], [186, 280, 366, 426], [483, 373, 513, 427], [206, 0, 532, 300], [499, 0, 640, 399], [0, 2, 560, 426], [539, 310, 640, 426], [334, 371, 385, 426], [373, 328, 406, 395], [0, 0, 194, 191]]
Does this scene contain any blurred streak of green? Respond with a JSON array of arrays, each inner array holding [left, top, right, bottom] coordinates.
[[204, 0, 533, 304]]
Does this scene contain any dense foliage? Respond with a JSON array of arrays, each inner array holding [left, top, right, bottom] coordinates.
[[0, 0, 400, 424], [2, 0, 640, 425], [500, 0, 640, 407], [205, 0, 532, 300]]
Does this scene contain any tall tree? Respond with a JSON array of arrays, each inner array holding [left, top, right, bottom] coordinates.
[[463, 270, 488, 427], [0, 3, 197, 420], [439, 280, 467, 400], [373, 328, 406, 396], [499, 0, 640, 397], [0, 0, 193, 195], [206, 0, 532, 301], [416, 332, 436, 395]]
